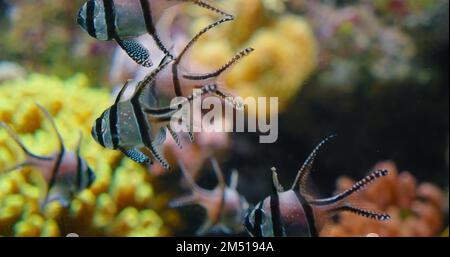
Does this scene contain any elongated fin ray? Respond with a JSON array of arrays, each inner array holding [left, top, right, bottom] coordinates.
[[147, 141, 170, 170], [174, 16, 234, 67], [291, 135, 337, 192], [187, 0, 234, 18], [184, 48, 254, 81], [271, 167, 284, 193], [310, 169, 389, 206], [114, 79, 133, 105], [173, 16, 234, 96], [0, 121, 51, 173], [330, 205, 391, 221], [167, 125, 182, 149]]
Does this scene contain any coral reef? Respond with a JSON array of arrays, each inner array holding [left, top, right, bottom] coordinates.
[[0, 74, 179, 236], [320, 161, 447, 237], [187, 0, 318, 114]]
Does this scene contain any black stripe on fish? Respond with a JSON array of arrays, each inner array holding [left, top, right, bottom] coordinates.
[[95, 117, 106, 147], [45, 145, 65, 205], [86, 0, 97, 38], [102, 0, 117, 40], [139, 0, 174, 59], [295, 191, 318, 237], [109, 104, 120, 149], [270, 194, 284, 237], [139, 0, 155, 34], [76, 155, 82, 192], [253, 202, 264, 237], [130, 96, 153, 156]]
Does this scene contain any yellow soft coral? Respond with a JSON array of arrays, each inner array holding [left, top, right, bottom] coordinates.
[[0, 74, 179, 236], [189, 0, 318, 114]]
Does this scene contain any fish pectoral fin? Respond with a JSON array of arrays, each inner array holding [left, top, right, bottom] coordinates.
[[116, 38, 153, 68], [120, 148, 151, 164]]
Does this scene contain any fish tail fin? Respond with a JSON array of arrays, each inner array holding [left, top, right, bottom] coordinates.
[[308, 169, 391, 225]]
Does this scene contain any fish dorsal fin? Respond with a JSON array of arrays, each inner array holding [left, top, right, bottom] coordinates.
[[0, 121, 51, 169], [114, 79, 134, 105], [132, 58, 172, 101], [291, 135, 337, 192], [35, 103, 65, 152], [271, 167, 284, 193]]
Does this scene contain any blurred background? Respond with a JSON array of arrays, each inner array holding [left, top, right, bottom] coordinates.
[[0, 0, 448, 237]]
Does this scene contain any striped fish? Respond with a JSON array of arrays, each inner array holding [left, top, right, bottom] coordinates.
[[77, 0, 232, 67], [91, 17, 254, 170], [91, 72, 220, 170], [170, 159, 249, 235], [0, 104, 96, 208], [244, 136, 391, 237]]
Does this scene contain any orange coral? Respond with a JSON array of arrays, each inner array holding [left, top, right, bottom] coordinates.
[[321, 161, 447, 237]]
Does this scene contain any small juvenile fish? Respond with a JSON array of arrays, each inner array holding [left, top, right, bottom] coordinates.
[[77, 0, 232, 67], [91, 17, 254, 170], [170, 159, 249, 235], [0, 104, 96, 207], [244, 135, 391, 237]]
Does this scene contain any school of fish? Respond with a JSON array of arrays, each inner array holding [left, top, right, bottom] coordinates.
[[0, 0, 391, 237]]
